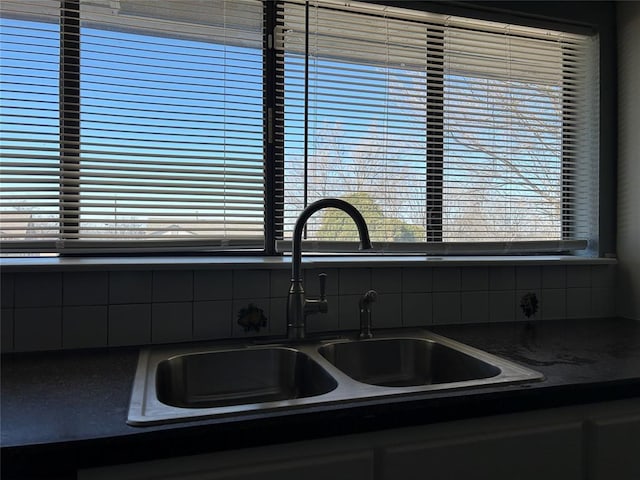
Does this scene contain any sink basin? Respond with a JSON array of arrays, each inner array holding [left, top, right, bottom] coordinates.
[[156, 347, 337, 408], [127, 330, 544, 426], [318, 338, 500, 387]]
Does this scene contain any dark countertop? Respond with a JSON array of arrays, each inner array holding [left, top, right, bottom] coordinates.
[[2, 318, 640, 479]]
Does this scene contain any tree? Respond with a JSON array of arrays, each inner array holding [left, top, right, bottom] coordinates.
[[316, 191, 424, 242], [284, 122, 428, 242], [390, 71, 566, 242]]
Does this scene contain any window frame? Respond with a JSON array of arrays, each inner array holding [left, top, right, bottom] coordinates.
[[0, 0, 607, 258], [274, 0, 598, 255], [1, 0, 267, 254]]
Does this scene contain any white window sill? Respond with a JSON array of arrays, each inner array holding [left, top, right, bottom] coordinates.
[[0, 254, 617, 273]]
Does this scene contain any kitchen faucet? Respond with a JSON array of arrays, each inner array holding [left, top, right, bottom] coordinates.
[[287, 198, 372, 340]]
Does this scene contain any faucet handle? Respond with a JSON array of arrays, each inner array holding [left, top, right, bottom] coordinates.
[[318, 273, 327, 301], [304, 273, 328, 316]]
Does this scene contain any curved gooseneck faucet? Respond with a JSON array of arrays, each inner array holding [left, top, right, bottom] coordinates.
[[287, 198, 372, 340]]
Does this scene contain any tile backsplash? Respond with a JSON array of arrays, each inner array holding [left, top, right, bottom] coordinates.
[[0, 264, 616, 353]]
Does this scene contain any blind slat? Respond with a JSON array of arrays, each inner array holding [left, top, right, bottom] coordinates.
[[281, 0, 598, 248]]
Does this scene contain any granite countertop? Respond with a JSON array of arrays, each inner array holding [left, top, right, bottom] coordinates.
[[2, 317, 640, 478]]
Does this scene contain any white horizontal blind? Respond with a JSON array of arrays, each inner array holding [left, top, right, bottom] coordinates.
[[280, 0, 435, 244], [278, 0, 599, 252], [1, 1, 61, 247], [1, 0, 265, 253], [442, 19, 598, 244]]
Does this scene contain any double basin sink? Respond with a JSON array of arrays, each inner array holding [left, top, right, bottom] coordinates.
[[127, 330, 544, 426]]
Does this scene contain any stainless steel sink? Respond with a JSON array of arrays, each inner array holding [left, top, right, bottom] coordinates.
[[128, 330, 544, 426], [318, 338, 500, 387], [156, 347, 337, 408]]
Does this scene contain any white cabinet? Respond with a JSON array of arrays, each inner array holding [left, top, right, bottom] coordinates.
[[381, 423, 583, 480], [80, 399, 640, 480], [79, 441, 374, 480], [377, 399, 640, 480], [587, 409, 640, 480]]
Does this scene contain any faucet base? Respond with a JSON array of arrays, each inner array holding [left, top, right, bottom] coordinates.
[[287, 325, 306, 341]]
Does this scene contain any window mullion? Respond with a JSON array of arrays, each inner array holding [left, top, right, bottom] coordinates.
[[562, 43, 575, 241], [426, 30, 444, 242], [265, 0, 284, 254], [59, 0, 81, 242]]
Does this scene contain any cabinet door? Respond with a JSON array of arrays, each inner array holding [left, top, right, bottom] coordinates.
[[80, 449, 374, 480], [381, 423, 583, 480], [588, 414, 640, 480]]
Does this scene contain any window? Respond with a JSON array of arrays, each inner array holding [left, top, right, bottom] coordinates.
[[1, 0, 264, 253], [278, 0, 599, 254], [0, 0, 600, 256]]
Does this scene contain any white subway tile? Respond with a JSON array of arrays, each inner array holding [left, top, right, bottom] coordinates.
[[268, 297, 287, 336], [63, 306, 108, 349], [193, 300, 232, 340], [402, 292, 433, 327], [433, 268, 461, 292], [371, 293, 402, 329], [339, 294, 361, 330], [566, 288, 591, 318], [108, 304, 151, 346], [14, 307, 62, 351], [269, 269, 291, 298], [339, 268, 371, 295], [489, 291, 515, 322], [461, 267, 489, 292], [15, 273, 62, 307], [152, 302, 193, 343], [402, 268, 432, 293], [63, 272, 108, 306], [153, 271, 193, 302], [372, 268, 402, 294], [233, 270, 270, 300], [516, 266, 541, 290], [542, 265, 566, 289], [567, 266, 591, 288], [109, 271, 152, 304], [489, 267, 515, 291], [433, 292, 461, 324], [194, 270, 233, 301], [541, 289, 566, 320], [461, 291, 489, 324]]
